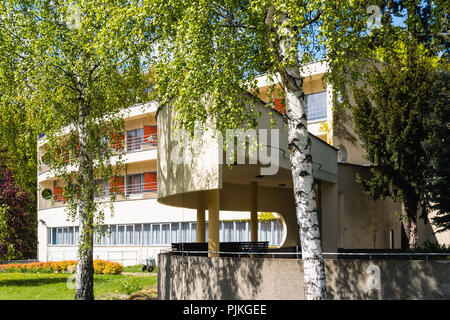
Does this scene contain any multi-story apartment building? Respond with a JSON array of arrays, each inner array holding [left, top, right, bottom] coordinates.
[[37, 104, 284, 266], [37, 61, 449, 266]]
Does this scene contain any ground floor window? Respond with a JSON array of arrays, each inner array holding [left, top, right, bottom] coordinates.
[[47, 219, 284, 247], [47, 226, 79, 246]]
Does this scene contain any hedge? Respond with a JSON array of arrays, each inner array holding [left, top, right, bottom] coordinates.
[[0, 260, 123, 274]]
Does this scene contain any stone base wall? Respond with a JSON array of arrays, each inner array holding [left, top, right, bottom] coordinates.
[[158, 253, 450, 300]]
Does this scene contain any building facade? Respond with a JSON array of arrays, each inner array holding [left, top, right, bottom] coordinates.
[[37, 61, 449, 266], [37, 104, 284, 266]]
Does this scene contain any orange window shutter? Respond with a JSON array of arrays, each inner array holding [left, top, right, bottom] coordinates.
[[110, 176, 125, 194], [54, 187, 64, 202], [143, 126, 157, 145], [274, 98, 286, 114], [111, 132, 125, 150], [144, 172, 157, 192]]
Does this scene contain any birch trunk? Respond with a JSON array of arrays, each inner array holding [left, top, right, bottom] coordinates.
[[75, 98, 95, 300], [268, 10, 327, 299]]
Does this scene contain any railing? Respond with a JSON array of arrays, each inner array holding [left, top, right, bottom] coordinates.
[[168, 245, 450, 260], [38, 132, 158, 176], [125, 133, 157, 153]]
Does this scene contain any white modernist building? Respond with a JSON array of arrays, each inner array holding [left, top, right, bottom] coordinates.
[[37, 61, 449, 266], [37, 103, 284, 266]]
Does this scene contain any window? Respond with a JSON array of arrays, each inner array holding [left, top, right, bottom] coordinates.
[[181, 222, 190, 242], [305, 91, 327, 122], [47, 228, 52, 245], [143, 224, 151, 245], [75, 227, 79, 245], [222, 222, 234, 242], [272, 220, 283, 246], [162, 224, 170, 245], [171, 223, 180, 243], [47, 219, 285, 247], [134, 224, 142, 245], [127, 128, 144, 153], [126, 225, 134, 245], [95, 180, 110, 198], [236, 222, 248, 242], [126, 174, 143, 196], [110, 225, 117, 245], [190, 223, 197, 243], [118, 225, 125, 245], [152, 224, 161, 244]]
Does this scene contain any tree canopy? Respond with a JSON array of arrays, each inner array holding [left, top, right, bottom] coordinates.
[[0, 0, 157, 299]]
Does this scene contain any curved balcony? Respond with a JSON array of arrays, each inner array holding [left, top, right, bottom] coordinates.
[[156, 98, 339, 253]]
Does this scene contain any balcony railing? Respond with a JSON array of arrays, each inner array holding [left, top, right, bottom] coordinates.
[[125, 133, 157, 153], [38, 132, 158, 176]]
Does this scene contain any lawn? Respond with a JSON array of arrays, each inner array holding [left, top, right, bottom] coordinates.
[[0, 273, 157, 300], [123, 264, 157, 273]]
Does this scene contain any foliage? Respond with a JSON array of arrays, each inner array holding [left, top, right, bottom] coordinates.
[[422, 70, 450, 232], [0, 259, 123, 275], [0, 169, 36, 260], [325, 1, 448, 247], [118, 278, 144, 295], [0, 0, 157, 298], [102, 261, 124, 275], [351, 54, 440, 247]]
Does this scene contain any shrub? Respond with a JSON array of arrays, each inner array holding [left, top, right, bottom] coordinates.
[[93, 260, 108, 274], [119, 278, 143, 295], [103, 261, 123, 275], [0, 260, 123, 274]]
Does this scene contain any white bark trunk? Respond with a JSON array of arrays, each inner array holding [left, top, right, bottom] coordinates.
[[268, 9, 327, 299], [75, 98, 95, 300]]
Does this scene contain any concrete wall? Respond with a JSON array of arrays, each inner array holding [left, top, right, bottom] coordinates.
[[158, 253, 450, 300], [337, 164, 403, 249], [338, 163, 450, 248]]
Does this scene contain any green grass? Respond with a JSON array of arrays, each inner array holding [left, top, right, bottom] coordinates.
[[123, 264, 157, 273], [0, 273, 157, 300]]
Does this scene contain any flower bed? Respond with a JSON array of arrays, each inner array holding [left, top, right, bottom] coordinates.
[[0, 260, 123, 274]]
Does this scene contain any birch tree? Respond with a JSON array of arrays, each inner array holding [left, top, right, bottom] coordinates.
[[149, 0, 372, 300], [0, 0, 155, 300]]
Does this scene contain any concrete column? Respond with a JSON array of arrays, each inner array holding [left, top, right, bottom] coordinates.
[[197, 191, 206, 243], [208, 189, 220, 257], [250, 182, 258, 242], [321, 182, 339, 256]]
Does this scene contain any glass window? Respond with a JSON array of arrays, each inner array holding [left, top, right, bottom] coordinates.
[[171, 223, 180, 243], [126, 174, 143, 196], [190, 223, 197, 243], [127, 128, 144, 152], [152, 224, 161, 244], [273, 219, 284, 246], [68, 227, 74, 245], [305, 91, 327, 121], [75, 227, 79, 245], [118, 225, 125, 245], [236, 221, 248, 242], [126, 225, 134, 245], [52, 228, 57, 245], [134, 224, 142, 245], [143, 224, 151, 245], [57, 228, 63, 245], [222, 222, 234, 242], [110, 225, 117, 245], [181, 222, 190, 242], [162, 224, 170, 244], [95, 180, 110, 198]]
